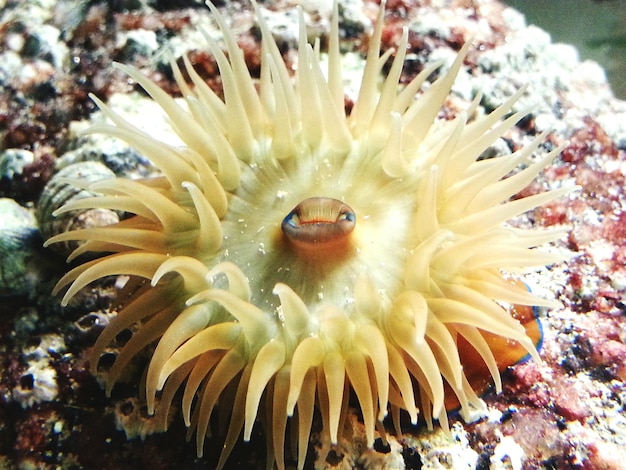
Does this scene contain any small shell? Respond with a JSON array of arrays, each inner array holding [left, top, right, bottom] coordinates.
[[0, 149, 35, 181], [37, 161, 119, 258], [0, 198, 42, 296]]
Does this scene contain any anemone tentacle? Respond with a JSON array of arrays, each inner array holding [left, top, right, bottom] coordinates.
[[49, 1, 568, 469]]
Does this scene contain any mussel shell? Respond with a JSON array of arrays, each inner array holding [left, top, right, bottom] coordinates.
[[0, 198, 42, 296], [37, 161, 119, 258]]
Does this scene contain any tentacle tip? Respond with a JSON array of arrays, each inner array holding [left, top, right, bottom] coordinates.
[[111, 61, 128, 71], [432, 402, 444, 419], [184, 295, 203, 307], [181, 180, 194, 190], [243, 425, 254, 442]]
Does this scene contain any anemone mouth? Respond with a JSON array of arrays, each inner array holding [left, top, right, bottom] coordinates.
[[281, 197, 356, 249], [219, 155, 418, 311]]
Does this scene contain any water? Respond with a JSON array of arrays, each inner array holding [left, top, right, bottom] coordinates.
[[504, 0, 626, 99]]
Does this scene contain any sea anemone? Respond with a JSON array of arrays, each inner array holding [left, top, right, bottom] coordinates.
[[47, 1, 569, 468]]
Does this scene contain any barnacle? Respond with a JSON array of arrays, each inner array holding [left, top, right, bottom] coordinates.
[[47, 1, 568, 468]]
